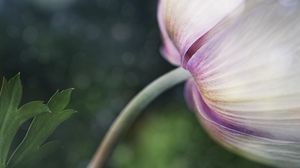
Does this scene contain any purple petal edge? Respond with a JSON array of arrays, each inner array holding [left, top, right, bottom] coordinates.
[[157, 1, 181, 66], [186, 80, 265, 137]]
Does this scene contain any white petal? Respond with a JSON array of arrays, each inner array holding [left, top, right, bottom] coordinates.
[[157, 0, 181, 65], [186, 1, 300, 166], [160, 0, 244, 61]]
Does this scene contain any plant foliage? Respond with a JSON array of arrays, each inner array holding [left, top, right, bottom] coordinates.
[[0, 74, 75, 168]]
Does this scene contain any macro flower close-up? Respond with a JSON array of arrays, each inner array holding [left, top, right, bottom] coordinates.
[[1, 0, 300, 167]]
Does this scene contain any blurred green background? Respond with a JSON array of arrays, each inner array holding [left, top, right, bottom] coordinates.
[[0, 0, 271, 168]]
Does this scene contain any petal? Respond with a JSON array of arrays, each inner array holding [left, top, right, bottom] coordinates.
[[186, 1, 300, 166], [189, 80, 300, 167], [184, 79, 197, 111], [157, 1, 181, 65], [160, 0, 244, 65]]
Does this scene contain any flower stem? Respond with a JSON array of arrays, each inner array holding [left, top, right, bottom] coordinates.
[[88, 67, 191, 168]]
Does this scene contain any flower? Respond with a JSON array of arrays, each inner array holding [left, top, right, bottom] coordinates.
[[158, 0, 300, 167]]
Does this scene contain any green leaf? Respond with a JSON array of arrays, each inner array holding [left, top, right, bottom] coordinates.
[[11, 141, 60, 168], [0, 74, 75, 168], [7, 89, 76, 168], [17, 101, 50, 124], [48, 88, 74, 112], [0, 74, 49, 168]]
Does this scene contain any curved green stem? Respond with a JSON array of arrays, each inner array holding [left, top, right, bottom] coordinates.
[[88, 67, 191, 168]]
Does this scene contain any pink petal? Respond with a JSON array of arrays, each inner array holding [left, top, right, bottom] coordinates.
[[184, 79, 197, 111], [159, 0, 244, 66], [157, 0, 181, 65], [185, 1, 300, 166]]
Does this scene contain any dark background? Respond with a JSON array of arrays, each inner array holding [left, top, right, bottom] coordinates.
[[0, 0, 271, 167]]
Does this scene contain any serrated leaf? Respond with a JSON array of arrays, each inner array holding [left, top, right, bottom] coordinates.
[[0, 74, 49, 168], [17, 101, 50, 123], [48, 88, 74, 112], [7, 89, 76, 168]]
